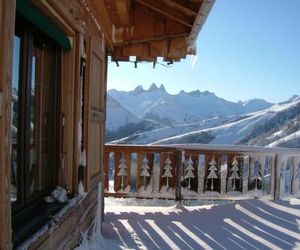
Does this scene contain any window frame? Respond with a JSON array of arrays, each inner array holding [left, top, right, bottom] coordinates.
[[11, 15, 61, 239]]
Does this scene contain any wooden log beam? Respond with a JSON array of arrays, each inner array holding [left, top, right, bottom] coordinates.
[[136, 0, 193, 28], [188, 0, 215, 49], [114, 0, 131, 26], [85, 0, 114, 50], [160, 0, 198, 17], [46, 0, 87, 34], [168, 37, 187, 59], [31, 0, 76, 35], [0, 0, 15, 249], [104, 0, 121, 26], [114, 32, 188, 47]]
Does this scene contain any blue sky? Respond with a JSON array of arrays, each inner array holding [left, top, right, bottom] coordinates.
[[108, 0, 300, 103]]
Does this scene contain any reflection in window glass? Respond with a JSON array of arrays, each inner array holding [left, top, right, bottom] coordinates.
[[29, 42, 56, 198], [29, 55, 37, 196], [11, 35, 21, 203]]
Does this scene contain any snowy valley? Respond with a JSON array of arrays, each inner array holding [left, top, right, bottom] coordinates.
[[106, 84, 300, 148]]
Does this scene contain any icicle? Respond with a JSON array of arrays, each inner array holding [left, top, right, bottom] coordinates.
[[78, 180, 86, 197], [188, 40, 197, 68], [75, 183, 104, 250], [190, 54, 198, 69], [80, 149, 87, 167]]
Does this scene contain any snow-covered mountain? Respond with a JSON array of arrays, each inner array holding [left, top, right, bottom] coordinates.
[[107, 83, 272, 129], [150, 99, 300, 147], [106, 95, 138, 130], [267, 131, 300, 148], [106, 84, 299, 148], [109, 116, 232, 144]]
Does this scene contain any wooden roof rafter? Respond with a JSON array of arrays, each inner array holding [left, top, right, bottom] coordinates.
[[135, 0, 194, 28], [114, 0, 131, 26], [160, 0, 198, 17], [113, 32, 189, 47], [77, 0, 215, 62], [81, 0, 114, 50], [187, 0, 215, 54]]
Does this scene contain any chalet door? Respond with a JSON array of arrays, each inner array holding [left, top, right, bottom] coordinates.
[[86, 36, 106, 190]]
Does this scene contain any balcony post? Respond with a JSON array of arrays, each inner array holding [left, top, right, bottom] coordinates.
[[242, 155, 250, 194], [274, 153, 284, 200], [271, 154, 277, 200], [175, 149, 183, 202]]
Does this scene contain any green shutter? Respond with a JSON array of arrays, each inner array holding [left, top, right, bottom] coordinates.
[[16, 0, 71, 50]]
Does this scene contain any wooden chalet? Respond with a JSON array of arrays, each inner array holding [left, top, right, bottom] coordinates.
[[0, 0, 214, 248]]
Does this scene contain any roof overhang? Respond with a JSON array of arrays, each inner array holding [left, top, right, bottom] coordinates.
[[31, 0, 215, 62], [84, 0, 215, 62]]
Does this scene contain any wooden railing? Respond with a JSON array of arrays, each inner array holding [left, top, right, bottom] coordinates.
[[104, 144, 300, 200]]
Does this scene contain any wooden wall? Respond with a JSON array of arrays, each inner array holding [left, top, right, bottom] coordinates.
[[23, 186, 100, 249], [34, 0, 108, 223], [32, 0, 108, 194], [0, 0, 15, 249], [0, 0, 108, 248]]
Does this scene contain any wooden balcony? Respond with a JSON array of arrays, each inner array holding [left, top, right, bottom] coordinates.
[[104, 144, 300, 200]]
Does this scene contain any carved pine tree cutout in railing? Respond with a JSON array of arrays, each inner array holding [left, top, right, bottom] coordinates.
[[140, 154, 150, 190], [162, 155, 173, 189], [117, 152, 127, 191], [229, 157, 240, 191], [207, 157, 218, 191], [105, 144, 300, 200], [184, 155, 195, 189]]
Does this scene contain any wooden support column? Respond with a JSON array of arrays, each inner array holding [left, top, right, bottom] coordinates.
[[0, 0, 16, 249], [242, 155, 250, 194], [220, 154, 228, 194], [292, 157, 300, 196], [274, 153, 284, 200], [197, 154, 206, 194], [271, 154, 277, 200]]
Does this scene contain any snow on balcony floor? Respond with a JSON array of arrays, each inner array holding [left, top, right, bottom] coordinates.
[[100, 198, 300, 250]]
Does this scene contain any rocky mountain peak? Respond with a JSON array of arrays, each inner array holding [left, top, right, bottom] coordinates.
[[133, 85, 145, 94], [148, 83, 158, 91], [148, 83, 166, 92]]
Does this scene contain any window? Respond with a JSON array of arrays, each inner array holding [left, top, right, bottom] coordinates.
[[11, 17, 61, 246]]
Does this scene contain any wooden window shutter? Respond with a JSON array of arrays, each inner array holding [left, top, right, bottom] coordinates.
[[85, 35, 106, 191]]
